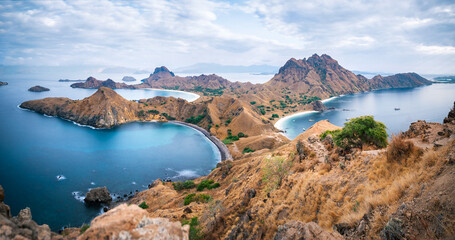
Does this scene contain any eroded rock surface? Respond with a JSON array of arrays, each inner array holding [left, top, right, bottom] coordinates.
[[85, 186, 112, 204], [274, 221, 344, 240]]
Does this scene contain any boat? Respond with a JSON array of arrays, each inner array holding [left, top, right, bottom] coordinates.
[[394, 108, 400, 111], [308, 119, 315, 122], [302, 128, 306, 131]]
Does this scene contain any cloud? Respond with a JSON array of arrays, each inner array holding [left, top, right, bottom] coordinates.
[[0, 0, 454, 74]]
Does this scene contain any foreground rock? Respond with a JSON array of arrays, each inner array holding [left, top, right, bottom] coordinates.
[[0, 185, 60, 240], [85, 186, 112, 204], [274, 221, 343, 240], [28, 85, 50, 92], [0, 81, 7, 86], [79, 204, 189, 239]]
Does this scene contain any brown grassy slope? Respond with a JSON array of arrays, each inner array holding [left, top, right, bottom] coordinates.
[[128, 117, 455, 240]]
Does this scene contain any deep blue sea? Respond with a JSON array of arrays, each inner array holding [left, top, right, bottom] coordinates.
[[0, 72, 219, 230], [276, 84, 455, 139]]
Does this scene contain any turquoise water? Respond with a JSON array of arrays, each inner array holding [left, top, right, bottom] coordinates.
[[0, 75, 218, 230], [276, 84, 455, 139]]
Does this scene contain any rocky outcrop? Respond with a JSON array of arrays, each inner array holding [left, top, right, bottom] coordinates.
[[79, 204, 189, 239], [122, 76, 136, 82], [71, 77, 135, 89], [444, 101, 455, 124], [274, 221, 343, 240], [312, 100, 327, 111], [0, 185, 61, 240], [0, 81, 7, 86], [85, 187, 112, 204], [28, 85, 50, 92]]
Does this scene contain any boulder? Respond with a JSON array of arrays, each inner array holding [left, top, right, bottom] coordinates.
[[28, 85, 50, 92], [85, 187, 112, 204], [80, 204, 189, 239], [274, 221, 344, 240], [16, 207, 32, 222]]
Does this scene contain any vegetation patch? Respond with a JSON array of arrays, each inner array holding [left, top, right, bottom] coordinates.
[[147, 109, 159, 115], [197, 179, 220, 191], [182, 217, 203, 240], [184, 193, 212, 205], [243, 147, 255, 154], [161, 113, 176, 120], [173, 180, 196, 191], [185, 115, 206, 124], [80, 224, 90, 234], [386, 134, 418, 163], [262, 156, 293, 192], [138, 201, 149, 209]]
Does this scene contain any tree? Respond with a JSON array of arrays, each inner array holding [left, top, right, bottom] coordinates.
[[334, 116, 388, 150]]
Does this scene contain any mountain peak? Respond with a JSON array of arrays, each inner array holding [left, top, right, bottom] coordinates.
[[152, 66, 175, 76], [148, 66, 175, 81]]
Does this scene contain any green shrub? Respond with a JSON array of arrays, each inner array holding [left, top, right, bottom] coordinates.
[[184, 193, 211, 205], [197, 179, 219, 191], [173, 180, 196, 191], [162, 113, 176, 120], [186, 115, 206, 124], [237, 132, 246, 138], [80, 224, 90, 234], [147, 109, 159, 115], [320, 129, 341, 140], [250, 101, 256, 105], [222, 135, 239, 145], [182, 217, 203, 240], [137, 110, 146, 117], [260, 109, 266, 115], [334, 116, 388, 150], [225, 119, 232, 125], [272, 114, 279, 118], [243, 147, 255, 154], [139, 201, 149, 209]]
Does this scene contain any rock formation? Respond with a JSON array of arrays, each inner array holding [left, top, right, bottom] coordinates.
[[444, 101, 455, 124], [0, 81, 7, 86], [0, 185, 61, 240], [79, 204, 189, 239], [311, 100, 327, 111], [122, 76, 136, 82], [85, 187, 112, 204], [28, 85, 50, 92]]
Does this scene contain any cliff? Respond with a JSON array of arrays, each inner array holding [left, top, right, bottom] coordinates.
[[124, 108, 455, 239]]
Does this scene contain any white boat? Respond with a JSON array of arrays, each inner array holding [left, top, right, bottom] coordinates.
[[302, 128, 306, 131], [308, 119, 315, 122]]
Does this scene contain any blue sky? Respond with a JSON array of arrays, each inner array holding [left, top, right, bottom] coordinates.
[[0, 0, 454, 74]]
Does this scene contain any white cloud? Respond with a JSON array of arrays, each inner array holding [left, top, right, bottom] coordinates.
[[416, 44, 455, 55]]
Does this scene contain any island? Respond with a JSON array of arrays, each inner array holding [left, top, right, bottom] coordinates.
[[15, 54, 454, 240], [0, 81, 7, 86], [28, 85, 50, 92]]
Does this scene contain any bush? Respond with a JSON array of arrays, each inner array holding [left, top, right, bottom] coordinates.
[[334, 116, 388, 150], [237, 132, 246, 138], [250, 101, 256, 105], [186, 115, 205, 124], [147, 109, 159, 115], [262, 156, 293, 192], [80, 224, 90, 234], [243, 147, 255, 154], [260, 109, 266, 115], [182, 217, 203, 240], [225, 119, 231, 125], [272, 114, 279, 118], [184, 193, 212, 205], [138, 201, 149, 209], [197, 179, 220, 191], [386, 134, 417, 163], [137, 110, 146, 117], [173, 180, 196, 191], [223, 135, 239, 144]]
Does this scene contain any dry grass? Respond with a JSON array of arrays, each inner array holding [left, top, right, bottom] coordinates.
[[386, 133, 418, 163]]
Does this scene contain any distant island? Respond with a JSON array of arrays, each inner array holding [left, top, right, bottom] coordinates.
[[28, 85, 49, 92], [122, 76, 136, 82], [58, 79, 85, 82], [433, 76, 455, 83]]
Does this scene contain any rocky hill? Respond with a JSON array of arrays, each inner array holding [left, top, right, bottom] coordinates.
[[263, 54, 432, 99], [70, 77, 135, 89]]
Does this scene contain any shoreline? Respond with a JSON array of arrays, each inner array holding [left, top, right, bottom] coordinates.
[[173, 121, 233, 161]]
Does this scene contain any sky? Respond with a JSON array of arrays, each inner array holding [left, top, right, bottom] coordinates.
[[0, 0, 454, 74]]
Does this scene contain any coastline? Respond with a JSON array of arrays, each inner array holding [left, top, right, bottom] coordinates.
[[172, 121, 233, 161]]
